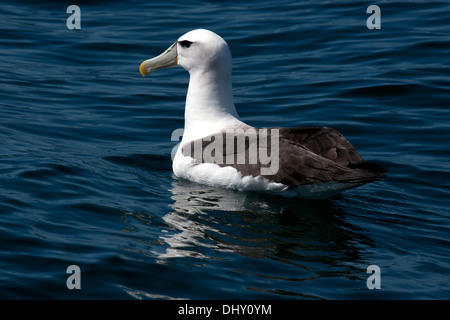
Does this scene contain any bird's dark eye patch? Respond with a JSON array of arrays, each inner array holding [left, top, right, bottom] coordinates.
[[179, 40, 193, 48]]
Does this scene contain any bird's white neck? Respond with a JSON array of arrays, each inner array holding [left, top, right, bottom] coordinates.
[[182, 69, 244, 142]]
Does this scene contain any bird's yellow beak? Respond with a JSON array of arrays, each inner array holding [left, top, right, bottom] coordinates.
[[139, 42, 178, 77]]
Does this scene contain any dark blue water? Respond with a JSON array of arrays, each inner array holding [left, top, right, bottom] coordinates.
[[1, 0, 449, 299]]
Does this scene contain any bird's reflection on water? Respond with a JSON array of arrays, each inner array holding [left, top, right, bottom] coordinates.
[[118, 176, 376, 298], [151, 178, 374, 265]]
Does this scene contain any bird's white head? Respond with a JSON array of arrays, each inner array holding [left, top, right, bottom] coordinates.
[[177, 29, 232, 78], [140, 29, 232, 79], [140, 29, 244, 142]]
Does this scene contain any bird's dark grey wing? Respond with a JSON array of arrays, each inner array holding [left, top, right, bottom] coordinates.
[[277, 126, 364, 167], [180, 126, 386, 188]]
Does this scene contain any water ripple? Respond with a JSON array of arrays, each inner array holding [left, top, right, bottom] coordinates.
[[1, 0, 449, 299]]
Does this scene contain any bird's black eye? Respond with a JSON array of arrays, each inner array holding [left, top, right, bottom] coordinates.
[[179, 40, 192, 48]]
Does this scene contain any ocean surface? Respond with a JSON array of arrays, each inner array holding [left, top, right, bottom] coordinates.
[[1, 0, 449, 299]]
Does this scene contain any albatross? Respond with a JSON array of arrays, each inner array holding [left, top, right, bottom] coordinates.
[[139, 29, 386, 199]]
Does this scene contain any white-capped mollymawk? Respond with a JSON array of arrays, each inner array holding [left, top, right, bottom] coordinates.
[[139, 29, 386, 199]]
